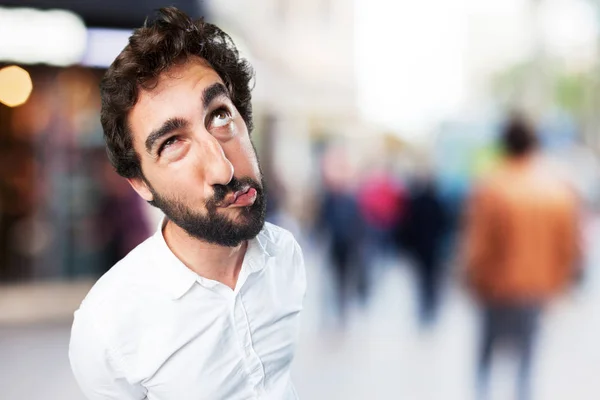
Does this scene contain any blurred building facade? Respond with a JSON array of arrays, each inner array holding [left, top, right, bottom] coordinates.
[[0, 3, 210, 281], [207, 0, 384, 224]]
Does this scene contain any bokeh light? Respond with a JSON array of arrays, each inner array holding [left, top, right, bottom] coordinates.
[[0, 7, 87, 66], [0, 65, 33, 107]]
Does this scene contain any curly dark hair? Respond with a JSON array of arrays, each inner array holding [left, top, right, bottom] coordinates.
[[100, 7, 254, 179]]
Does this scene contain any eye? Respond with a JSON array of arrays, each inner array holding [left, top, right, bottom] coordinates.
[[209, 107, 233, 129], [158, 136, 179, 155]]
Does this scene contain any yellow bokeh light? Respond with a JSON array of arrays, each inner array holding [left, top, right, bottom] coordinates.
[[0, 65, 33, 107]]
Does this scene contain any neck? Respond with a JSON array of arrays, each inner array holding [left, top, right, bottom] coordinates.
[[163, 219, 247, 290]]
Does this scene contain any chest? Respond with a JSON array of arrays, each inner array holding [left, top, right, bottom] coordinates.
[[118, 273, 304, 400]]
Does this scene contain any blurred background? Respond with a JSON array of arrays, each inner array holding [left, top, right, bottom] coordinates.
[[1, 0, 600, 399]]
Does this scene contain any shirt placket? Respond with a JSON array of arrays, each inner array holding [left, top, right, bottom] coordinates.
[[232, 289, 266, 397]]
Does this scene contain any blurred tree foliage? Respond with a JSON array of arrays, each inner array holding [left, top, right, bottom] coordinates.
[[492, 60, 598, 116]]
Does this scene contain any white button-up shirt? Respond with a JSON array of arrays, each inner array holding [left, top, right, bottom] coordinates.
[[69, 218, 306, 400]]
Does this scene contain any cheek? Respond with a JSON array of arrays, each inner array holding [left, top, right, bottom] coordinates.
[[145, 160, 209, 201]]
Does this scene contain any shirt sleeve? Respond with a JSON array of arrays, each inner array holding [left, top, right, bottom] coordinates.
[[69, 311, 146, 400]]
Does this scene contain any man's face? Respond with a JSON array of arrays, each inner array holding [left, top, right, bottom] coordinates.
[[127, 57, 266, 246]]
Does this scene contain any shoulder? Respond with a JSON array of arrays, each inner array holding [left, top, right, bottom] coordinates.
[[80, 236, 156, 307], [259, 222, 298, 246], [72, 235, 164, 342], [259, 222, 305, 277], [257, 222, 303, 260], [258, 223, 307, 301]]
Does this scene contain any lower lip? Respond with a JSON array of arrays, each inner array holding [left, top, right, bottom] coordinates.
[[232, 188, 257, 207]]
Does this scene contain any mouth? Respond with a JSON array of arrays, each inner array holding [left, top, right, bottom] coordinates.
[[219, 186, 258, 208]]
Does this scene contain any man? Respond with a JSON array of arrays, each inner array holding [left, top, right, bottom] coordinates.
[[463, 114, 580, 400], [69, 7, 306, 400], [402, 174, 447, 327]]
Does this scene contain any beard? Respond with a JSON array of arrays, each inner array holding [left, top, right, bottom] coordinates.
[[147, 176, 267, 247]]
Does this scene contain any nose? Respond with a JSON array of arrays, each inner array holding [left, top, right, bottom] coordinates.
[[203, 136, 234, 187]]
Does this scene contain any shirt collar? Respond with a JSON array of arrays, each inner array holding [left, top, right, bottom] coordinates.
[[244, 228, 274, 274], [152, 215, 276, 300], [152, 216, 198, 300]]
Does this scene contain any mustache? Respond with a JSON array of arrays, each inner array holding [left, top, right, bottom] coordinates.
[[208, 176, 262, 207]]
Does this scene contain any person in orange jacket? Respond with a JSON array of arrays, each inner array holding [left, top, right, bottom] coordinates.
[[463, 113, 581, 400]]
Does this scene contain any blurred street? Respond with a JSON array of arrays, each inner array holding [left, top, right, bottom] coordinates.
[[2, 1, 600, 399], [2, 214, 600, 400]]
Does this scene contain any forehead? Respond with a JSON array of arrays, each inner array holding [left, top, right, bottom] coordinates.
[[128, 57, 224, 145]]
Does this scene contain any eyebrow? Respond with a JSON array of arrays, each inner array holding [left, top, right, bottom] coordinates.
[[202, 82, 230, 109], [144, 83, 230, 154], [145, 117, 188, 154]]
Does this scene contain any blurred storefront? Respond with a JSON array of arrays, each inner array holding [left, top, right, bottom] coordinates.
[[0, 2, 203, 282], [0, 0, 199, 28]]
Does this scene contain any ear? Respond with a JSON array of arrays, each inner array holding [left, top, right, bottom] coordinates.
[[127, 177, 154, 202]]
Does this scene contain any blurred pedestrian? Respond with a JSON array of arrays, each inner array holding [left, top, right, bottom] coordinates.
[[358, 165, 406, 255], [317, 146, 365, 326], [401, 174, 447, 327], [463, 114, 581, 400], [357, 164, 406, 303]]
